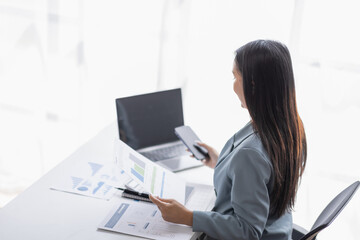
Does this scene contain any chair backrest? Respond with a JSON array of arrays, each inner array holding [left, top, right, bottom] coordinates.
[[299, 181, 360, 240]]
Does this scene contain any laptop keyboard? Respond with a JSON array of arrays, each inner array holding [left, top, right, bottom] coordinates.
[[140, 143, 187, 161]]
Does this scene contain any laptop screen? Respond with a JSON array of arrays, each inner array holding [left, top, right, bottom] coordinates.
[[116, 88, 184, 150]]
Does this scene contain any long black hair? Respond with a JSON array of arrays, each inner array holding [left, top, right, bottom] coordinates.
[[235, 40, 307, 217]]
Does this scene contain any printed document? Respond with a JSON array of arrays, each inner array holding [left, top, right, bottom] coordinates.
[[115, 139, 186, 204], [50, 161, 118, 200], [98, 199, 193, 240]]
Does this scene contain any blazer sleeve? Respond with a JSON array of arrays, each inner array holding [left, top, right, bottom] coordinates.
[[193, 148, 272, 240]]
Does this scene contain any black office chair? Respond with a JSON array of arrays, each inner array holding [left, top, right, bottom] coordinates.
[[292, 180, 360, 240]]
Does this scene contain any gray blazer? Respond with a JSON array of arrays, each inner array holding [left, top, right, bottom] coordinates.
[[193, 122, 292, 240]]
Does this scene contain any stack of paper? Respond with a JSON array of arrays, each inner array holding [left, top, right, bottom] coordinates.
[[98, 139, 192, 239]]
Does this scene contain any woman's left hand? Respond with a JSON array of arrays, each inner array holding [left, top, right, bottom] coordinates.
[[149, 195, 193, 226]]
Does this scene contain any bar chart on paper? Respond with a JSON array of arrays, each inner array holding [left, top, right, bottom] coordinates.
[[128, 153, 166, 198], [129, 153, 146, 183], [116, 139, 186, 204]]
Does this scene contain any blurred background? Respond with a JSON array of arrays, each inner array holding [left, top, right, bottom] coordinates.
[[0, 0, 359, 239]]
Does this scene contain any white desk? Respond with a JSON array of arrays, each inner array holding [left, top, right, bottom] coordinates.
[[0, 123, 214, 240]]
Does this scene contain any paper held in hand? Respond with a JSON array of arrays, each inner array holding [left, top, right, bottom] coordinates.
[[114, 138, 186, 204]]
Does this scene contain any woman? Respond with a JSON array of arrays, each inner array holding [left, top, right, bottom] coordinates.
[[149, 40, 307, 240]]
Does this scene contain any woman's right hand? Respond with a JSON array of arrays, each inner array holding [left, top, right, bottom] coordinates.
[[195, 142, 219, 169]]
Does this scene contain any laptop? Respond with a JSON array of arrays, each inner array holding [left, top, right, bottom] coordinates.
[[115, 88, 203, 172]]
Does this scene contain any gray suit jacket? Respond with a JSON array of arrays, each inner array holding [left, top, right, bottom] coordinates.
[[193, 122, 292, 240]]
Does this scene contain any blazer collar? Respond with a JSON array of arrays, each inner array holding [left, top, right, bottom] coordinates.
[[232, 121, 255, 149], [216, 121, 255, 167]]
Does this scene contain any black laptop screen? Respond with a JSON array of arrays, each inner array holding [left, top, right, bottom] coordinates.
[[116, 88, 184, 150]]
